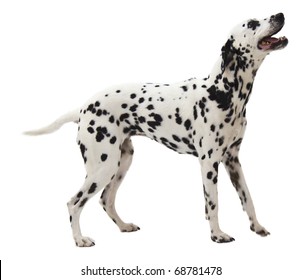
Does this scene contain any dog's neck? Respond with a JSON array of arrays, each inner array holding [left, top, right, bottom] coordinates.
[[205, 52, 266, 118]]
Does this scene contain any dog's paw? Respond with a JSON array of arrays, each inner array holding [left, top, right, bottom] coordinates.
[[120, 223, 140, 232], [250, 223, 270, 237], [74, 236, 95, 247], [211, 231, 235, 243]]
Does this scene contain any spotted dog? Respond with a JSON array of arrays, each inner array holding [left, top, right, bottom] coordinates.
[[25, 13, 288, 246]]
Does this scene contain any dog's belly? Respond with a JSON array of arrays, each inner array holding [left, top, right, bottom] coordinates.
[[134, 114, 199, 157]]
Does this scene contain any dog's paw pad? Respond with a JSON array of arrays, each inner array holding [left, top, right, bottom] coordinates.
[[211, 232, 235, 243], [120, 223, 140, 232], [74, 236, 95, 247]]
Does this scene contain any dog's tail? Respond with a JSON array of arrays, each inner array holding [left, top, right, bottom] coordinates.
[[24, 109, 79, 136]]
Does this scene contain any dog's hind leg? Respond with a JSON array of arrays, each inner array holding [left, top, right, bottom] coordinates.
[[67, 178, 98, 247], [100, 138, 140, 232], [67, 140, 122, 247]]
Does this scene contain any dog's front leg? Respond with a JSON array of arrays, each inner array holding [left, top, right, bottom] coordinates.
[[200, 158, 235, 243], [222, 150, 270, 237]]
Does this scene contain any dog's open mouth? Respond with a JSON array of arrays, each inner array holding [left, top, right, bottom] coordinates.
[[258, 27, 288, 51], [258, 36, 288, 50]]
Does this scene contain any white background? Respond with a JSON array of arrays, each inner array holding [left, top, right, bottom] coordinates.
[[1, 0, 301, 279]]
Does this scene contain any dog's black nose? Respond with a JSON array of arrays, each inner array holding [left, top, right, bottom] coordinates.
[[270, 13, 284, 23]]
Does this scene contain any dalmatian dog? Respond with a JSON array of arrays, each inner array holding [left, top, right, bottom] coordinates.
[[25, 13, 288, 246]]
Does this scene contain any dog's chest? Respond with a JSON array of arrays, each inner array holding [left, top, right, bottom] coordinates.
[[224, 115, 247, 148]]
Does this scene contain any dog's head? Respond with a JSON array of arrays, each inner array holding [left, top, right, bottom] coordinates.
[[221, 13, 288, 73]]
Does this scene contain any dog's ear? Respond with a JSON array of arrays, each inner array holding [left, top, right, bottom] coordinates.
[[221, 39, 235, 73]]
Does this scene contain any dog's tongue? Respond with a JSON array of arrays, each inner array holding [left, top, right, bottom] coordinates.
[[259, 37, 279, 50]]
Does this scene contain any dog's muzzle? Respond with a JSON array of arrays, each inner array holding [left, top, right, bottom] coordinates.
[[258, 13, 288, 51]]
